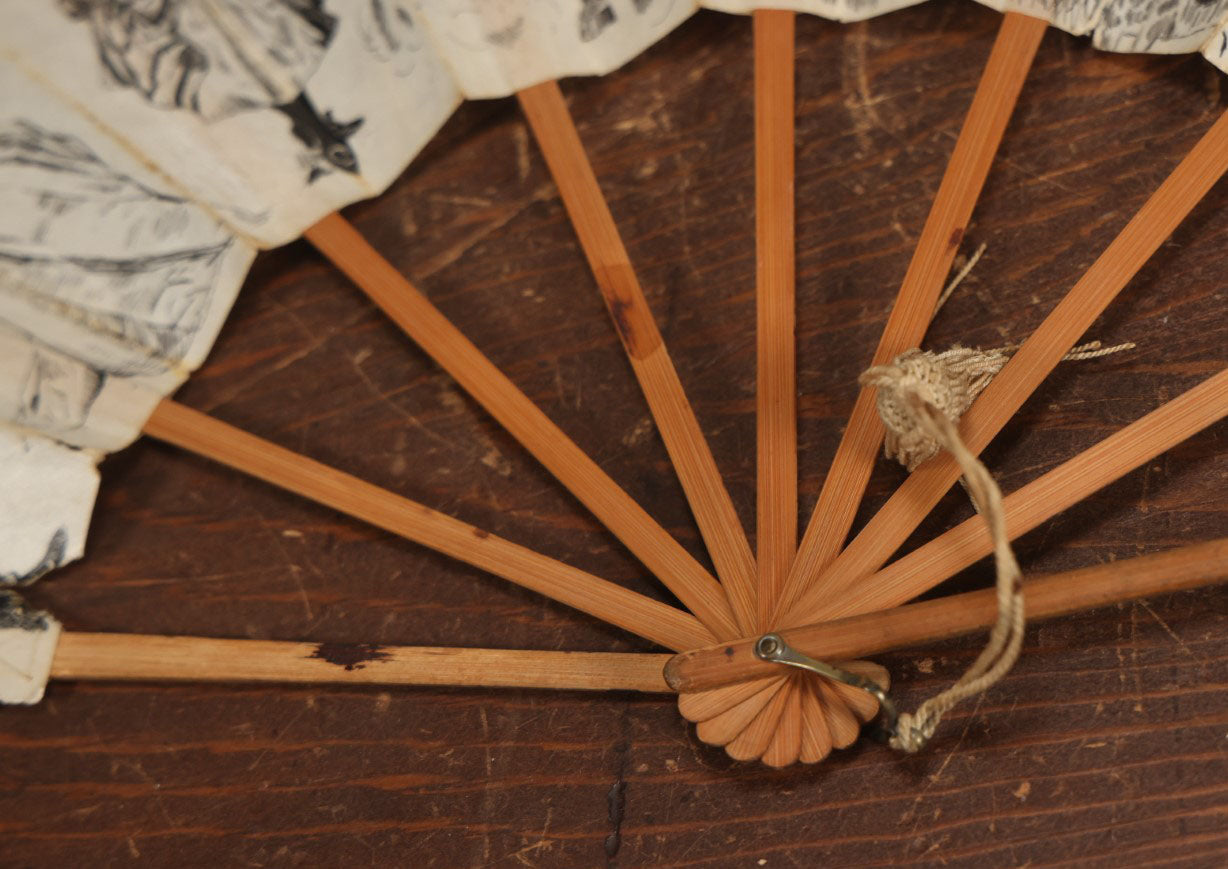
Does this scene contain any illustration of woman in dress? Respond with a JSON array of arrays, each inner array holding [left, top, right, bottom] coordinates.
[[57, 0, 362, 182], [0, 121, 233, 435]]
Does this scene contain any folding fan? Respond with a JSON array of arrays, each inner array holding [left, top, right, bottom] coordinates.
[[2, 0, 1226, 782]]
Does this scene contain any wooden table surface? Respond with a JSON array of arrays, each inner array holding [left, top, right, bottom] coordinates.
[[5, 3, 1227, 866]]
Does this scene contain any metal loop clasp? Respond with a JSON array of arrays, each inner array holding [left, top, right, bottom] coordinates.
[[754, 633, 899, 743]]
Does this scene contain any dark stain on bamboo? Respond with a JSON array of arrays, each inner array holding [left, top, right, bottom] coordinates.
[[310, 642, 391, 671], [597, 263, 661, 360]]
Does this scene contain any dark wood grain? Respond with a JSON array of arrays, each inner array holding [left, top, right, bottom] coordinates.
[[4, 3, 1227, 866]]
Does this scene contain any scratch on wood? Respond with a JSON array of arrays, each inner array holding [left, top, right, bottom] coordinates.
[[605, 775, 626, 859], [1138, 598, 1201, 662]]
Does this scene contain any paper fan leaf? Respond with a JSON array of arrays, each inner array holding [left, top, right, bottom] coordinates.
[[413, 0, 695, 97], [0, 591, 61, 704], [0, 61, 255, 579], [704, 0, 927, 22], [984, 0, 1228, 62], [0, 63, 257, 449], [1, 2, 460, 246], [0, 431, 96, 587]]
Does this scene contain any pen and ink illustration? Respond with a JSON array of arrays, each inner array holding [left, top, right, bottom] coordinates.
[[0, 586, 61, 706], [421, 0, 660, 55], [0, 423, 98, 588], [988, 0, 1228, 56], [58, 0, 363, 181], [580, 0, 617, 41], [0, 120, 234, 436], [1092, 0, 1228, 54], [0, 591, 52, 632], [425, 1, 532, 52], [360, 0, 428, 76], [0, 530, 66, 588], [633, 0, 677, 25], [580, 0, 674, 42]]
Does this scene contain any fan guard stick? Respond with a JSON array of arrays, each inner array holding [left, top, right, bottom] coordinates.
[[39, 538, 1228, 695], [667, 537, 1228, 692], [52, 634, 674, 694]]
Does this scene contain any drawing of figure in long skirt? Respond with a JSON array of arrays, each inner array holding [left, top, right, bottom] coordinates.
[[0, 121, 233, 435]]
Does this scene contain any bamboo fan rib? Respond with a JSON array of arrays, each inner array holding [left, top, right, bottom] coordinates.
[[754, 9, 799, 628], [726, 674, 794, 760], [517, 81, 758, 637], [751, 8, 807, 763], [761, 674, 804, 768]]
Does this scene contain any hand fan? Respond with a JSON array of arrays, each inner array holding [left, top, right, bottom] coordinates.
[[2, 0, 1227, 850]]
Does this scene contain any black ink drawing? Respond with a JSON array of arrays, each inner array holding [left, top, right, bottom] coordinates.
[[632, 0, 677, 28], [580, 0, 616, 42], [486, 15, 526, 47], [1094, 0, 1228, 53], [432, 3, 528, 52], [361, 0, 425, 75], [0, 590, 52, 631], [0, 121, 232, 435], [437, 2, 654, 55], [58, 0, 362, 182], [0, 529, 67, 587], [365, 0, 415, 50]]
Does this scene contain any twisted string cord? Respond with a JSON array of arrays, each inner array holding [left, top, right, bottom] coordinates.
[[860, 356, 1026, 752], [854, 242, 1133, 750], [860, 337, 1131, 750]]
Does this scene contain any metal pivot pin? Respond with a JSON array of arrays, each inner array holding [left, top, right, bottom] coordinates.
[[754, 633, 899, 743]]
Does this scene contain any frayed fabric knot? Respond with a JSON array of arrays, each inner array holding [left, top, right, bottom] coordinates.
[[861, 340, 1134, 473], [861, 346, 1008, 472]]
